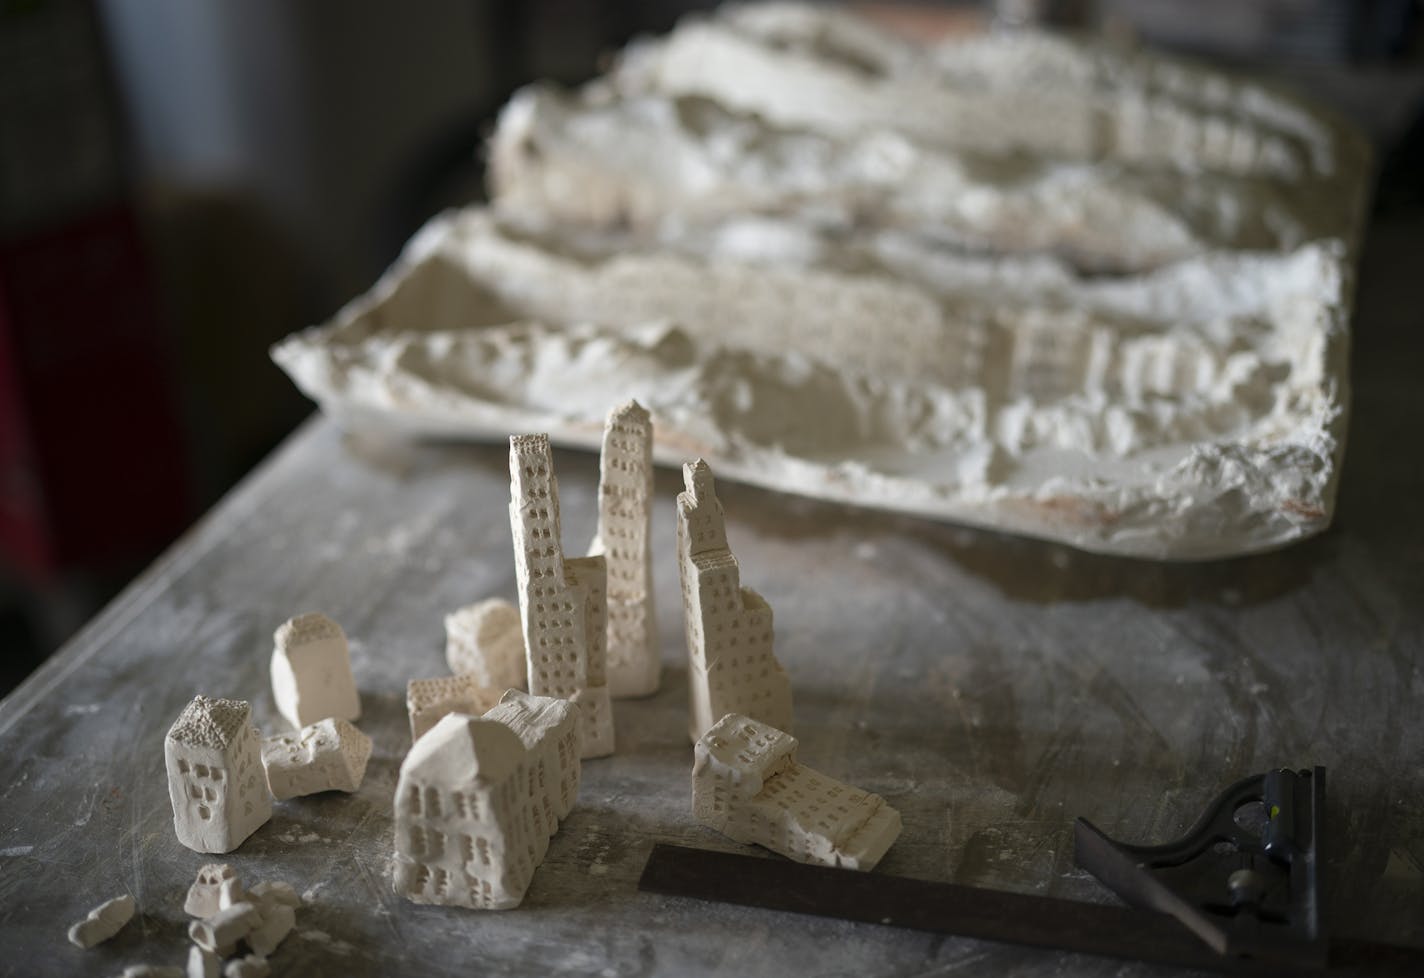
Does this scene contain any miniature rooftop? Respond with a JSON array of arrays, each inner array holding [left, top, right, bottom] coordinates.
[[167, 696, 251, 751]]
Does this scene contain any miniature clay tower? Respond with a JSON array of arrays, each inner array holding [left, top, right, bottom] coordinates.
[[445, 598, 527, 692], [270, 612, 361, 730], [676, 460, 793, 742], [587, 401, 660, 698], [164, 696, 272, 853], [508, 434, 614, 758], [392, 704, 580, 910], [692, 713, 901, 871]]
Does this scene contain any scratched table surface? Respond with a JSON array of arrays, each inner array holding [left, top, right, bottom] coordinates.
[[1, 214, 1421, 978]]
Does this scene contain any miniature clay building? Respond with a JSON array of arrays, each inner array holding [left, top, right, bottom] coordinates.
[[482, 689, 581, 846], [391, 699, 580, 910], [270, 612, 361, 730], [508, 433, 614, 758], [692, 713, 901, 870], [676, 460, 793, 742], [260, 717, 372, 799], [445, 598, 527, 692], [587, 401, 660, 698], [164, 696, 272, 853], [406, 674, 503, 744]]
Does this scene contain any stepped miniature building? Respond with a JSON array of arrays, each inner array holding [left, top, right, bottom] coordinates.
[[692, 713, 901, 871], [676, 460, 793, 742], [164, 696, 272, 853], [392, 696, 580, 910], [509, 434, 614, 758], [587, 401, 660, 698]]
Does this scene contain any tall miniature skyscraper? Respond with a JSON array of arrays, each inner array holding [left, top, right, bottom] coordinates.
[[165, 696, 272, 853], [509, 434, 614, 758], [588, 401, 660, 698], [676, 459, 793, 742]]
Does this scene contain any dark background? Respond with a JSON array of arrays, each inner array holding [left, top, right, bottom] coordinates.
[[1, 0, 1421, 694]]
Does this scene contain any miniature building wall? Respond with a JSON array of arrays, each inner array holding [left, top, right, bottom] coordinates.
[[393, 701, 579, 911], [676, 460, 793, 742], [692, 713, 900, 871], [165, 696, 272, 853], [508, 434, 613, 757], [590, 401, 659, 698]]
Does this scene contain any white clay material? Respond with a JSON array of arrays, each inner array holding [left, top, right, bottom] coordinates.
[[247, 880, 300, 909], [246, 902, 295, 957], [165, 697, 272, 854], [184, 864, 238, 918], [188, 945, 220, 978], [406, 675, 503, 744], [482, 690, 582, 852], [270, 612, 361, 730], [188, 901, 260, 956], [392, 706, 580, 910], [587, 401, 660, 698], [693, 713, 901, 870], [509, 434, 614, 758], [66, 893, 134, 948], [122, 967, 183, 978], [260, 717, 372, 799], [676, 461, 793, 742], [223, 955, 270, 978], [444, 598, 527, 691]]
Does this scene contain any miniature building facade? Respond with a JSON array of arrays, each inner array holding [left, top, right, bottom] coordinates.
[[406, 674, 503, 744], [676, 460, 793, 742], [392, 699, 580, 911], [445, 598, 527, 692], [588, 401, 660, 698], [509, 433, 614, 758], [165, 696, 272, 854], [692, 713, 901, 871]]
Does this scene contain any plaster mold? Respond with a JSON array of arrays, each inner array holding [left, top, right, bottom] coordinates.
[[260, 718, 372, 799], [272, 4, 1366, 561], [692, 713, 901, 870], [509, 434, 614, 757], [392, 708, 581, 910], [406, 675, 502, 744], [184, 864, 238, 917], [587, 401, 659, 697], [270, 613, 361, 730], [67, 894, 134, 948], [677, 460, 793, 742], [445, 598, 527, 691], [165, 697, 272, 853]]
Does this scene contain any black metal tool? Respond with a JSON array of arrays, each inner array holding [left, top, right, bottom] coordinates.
[[637, 766, 1424, 975], [1074, 767, 1325, 969]]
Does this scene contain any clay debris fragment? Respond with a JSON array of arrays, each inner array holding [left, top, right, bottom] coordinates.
[[67, 893, 134, 948], [509, 434, 614, 758], [393, 697, 581, 910], [188, 945, 221, 978], [445, 598, 527, 691], [677, 460, 793, 742], [270, 612, 361, 730], [693, 713, 901, 870], [185, 863, 239, 917], [121, 966, 183, 978], [588, 400, 660, 698], [223, 955, 270, 978], [185, 870, 298, 962], [261, 717, 372, 799], [407, 674, 503, 744], [165, 696, 272, 854]]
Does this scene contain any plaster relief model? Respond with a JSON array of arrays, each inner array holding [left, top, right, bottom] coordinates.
[[260, 717, 372, 799], [66, 893, 134, 948], [482, 690, 582, 846], [693, 713, 901, 870], [509, 434, 614, 757], [273, 3, 1368, 561], [445, 598, 527, 691], [407, 674, 502, 744], [185, 864, 238, 917], [677, 460, 792, 742], [165, 697, 272, 853], [392, 708, 580, 910], [588, 401, 659, 697], [270, 612, 361, 730]]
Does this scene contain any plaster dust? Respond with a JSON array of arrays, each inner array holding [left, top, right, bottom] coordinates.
[[271, 3, 1366, 560]]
